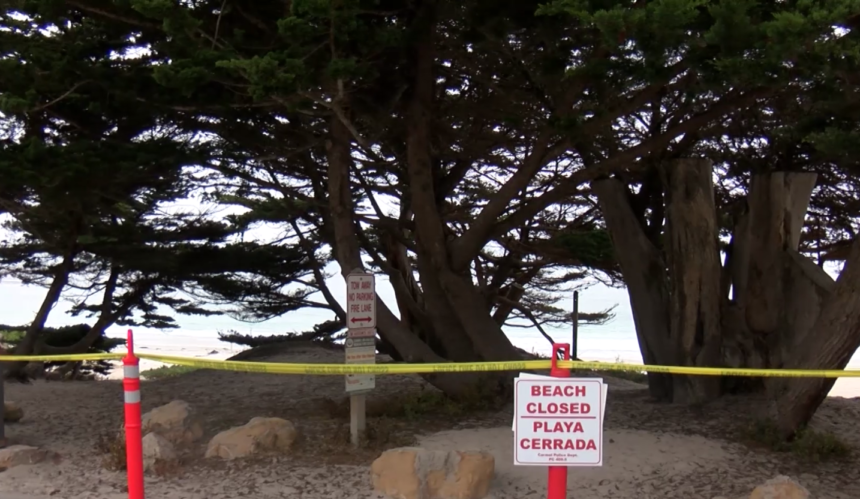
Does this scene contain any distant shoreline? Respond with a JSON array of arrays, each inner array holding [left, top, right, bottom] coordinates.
[[101, 327, 860, 399]]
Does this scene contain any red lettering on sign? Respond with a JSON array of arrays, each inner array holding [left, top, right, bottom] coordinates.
[[519, 438, 597, 451], [530, 385, 586, 397], [533, 421, 584, 433], [525, 402, 591, 415]]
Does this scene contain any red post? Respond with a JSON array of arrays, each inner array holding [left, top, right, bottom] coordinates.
[[123, 329, 145, 499], [548, 343, 571, 499]]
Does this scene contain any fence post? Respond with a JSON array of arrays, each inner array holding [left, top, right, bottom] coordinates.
[[123, 329, 145, 499], [547, 343, 571, 499]]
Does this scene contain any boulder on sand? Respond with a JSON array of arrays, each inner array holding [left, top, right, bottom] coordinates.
[[205, 417, 297, 460], [371, 447, 495, 499], [3, 401, 24, 423], [140, 400, 204, 445], [749, 476, 810, 499], [142, 433, 178, 472], [0, 445, 47, 469]]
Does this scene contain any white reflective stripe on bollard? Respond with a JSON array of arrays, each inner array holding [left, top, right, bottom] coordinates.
[[124, 390, 141, 404], [124, 365, 140, 379]]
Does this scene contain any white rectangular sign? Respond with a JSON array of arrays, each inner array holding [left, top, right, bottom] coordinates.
[[345, 328, 376, 393], [347, 273, 376, 329], [512, 374, 607, 430], [514, 378, 604, 466]]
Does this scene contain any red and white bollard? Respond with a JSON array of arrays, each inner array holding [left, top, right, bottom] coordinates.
[[123, 329, 145, 499], [547, 343, 571, 499]]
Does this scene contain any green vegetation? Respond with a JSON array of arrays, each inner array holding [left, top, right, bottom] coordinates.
[[140, 365, 199, 380], [0, 329, 24, 344], [742, 419, 852, 462], [384, 386, 503, 420], [95, 433, 127, 472]]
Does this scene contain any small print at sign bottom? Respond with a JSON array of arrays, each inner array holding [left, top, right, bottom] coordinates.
[[345, 328, 376, 393]]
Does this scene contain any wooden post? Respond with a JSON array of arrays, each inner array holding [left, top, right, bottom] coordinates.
[[350, 393, 366, 446], [572, 291, 579, 360]]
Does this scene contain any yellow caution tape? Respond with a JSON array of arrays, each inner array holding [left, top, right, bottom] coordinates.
[[134, 354, 549, 375], [0, 353, 124, 362], [1, 352, 860, 378], [135, 354, 860, 378], [562, 361, 860, 378]]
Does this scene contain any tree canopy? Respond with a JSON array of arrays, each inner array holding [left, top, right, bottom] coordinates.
[[2, 0, 860, 436]]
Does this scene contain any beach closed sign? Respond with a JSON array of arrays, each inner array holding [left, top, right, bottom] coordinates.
[[514, 377, 604, 466]]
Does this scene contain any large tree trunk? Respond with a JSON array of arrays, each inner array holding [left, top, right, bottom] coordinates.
[[401, 0, 519, 365], [13, 248, 77, 355], [723, 171, 860, 433], [595, 159, 726, 403], [719, 173, 818, 390], [601, 164, 860, 434], [660, 159, 723, 404], [774, 238, 860, 436], [593, 177, 675, 400], [4, 248, 78, 381]]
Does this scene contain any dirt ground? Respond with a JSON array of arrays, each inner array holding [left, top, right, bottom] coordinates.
[[2, 343, 860, 499]]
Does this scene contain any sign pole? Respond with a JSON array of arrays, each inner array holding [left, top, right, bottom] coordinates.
[[350, 391, 366, 446], [345, 270, 377, 447], [548, 343, 571, 499]]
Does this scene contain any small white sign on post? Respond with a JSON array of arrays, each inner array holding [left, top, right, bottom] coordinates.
[[345, 271, 377, 448], [345, 327, 376, 392], [347, 273, 376, 329], [514, 377, 604, 466]]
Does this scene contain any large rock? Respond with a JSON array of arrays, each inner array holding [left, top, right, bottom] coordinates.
[[142, 433, 178, 472], [140, 400, 203, 445], [749, 476, 810, 499], [0, 445, 47, 469], [371, 448, 495, 499], [3, 401, 23, 423], [205, 417, 297, 460]]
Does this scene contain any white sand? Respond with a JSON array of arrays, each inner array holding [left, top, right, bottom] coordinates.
[[418, 428, 748, 498]]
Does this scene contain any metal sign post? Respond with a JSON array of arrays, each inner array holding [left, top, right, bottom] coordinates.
[[345, 270, 376, 447], [514, 344, 606, 499]]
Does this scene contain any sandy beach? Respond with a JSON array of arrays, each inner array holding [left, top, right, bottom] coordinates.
[[2, 342, 860, 499]]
